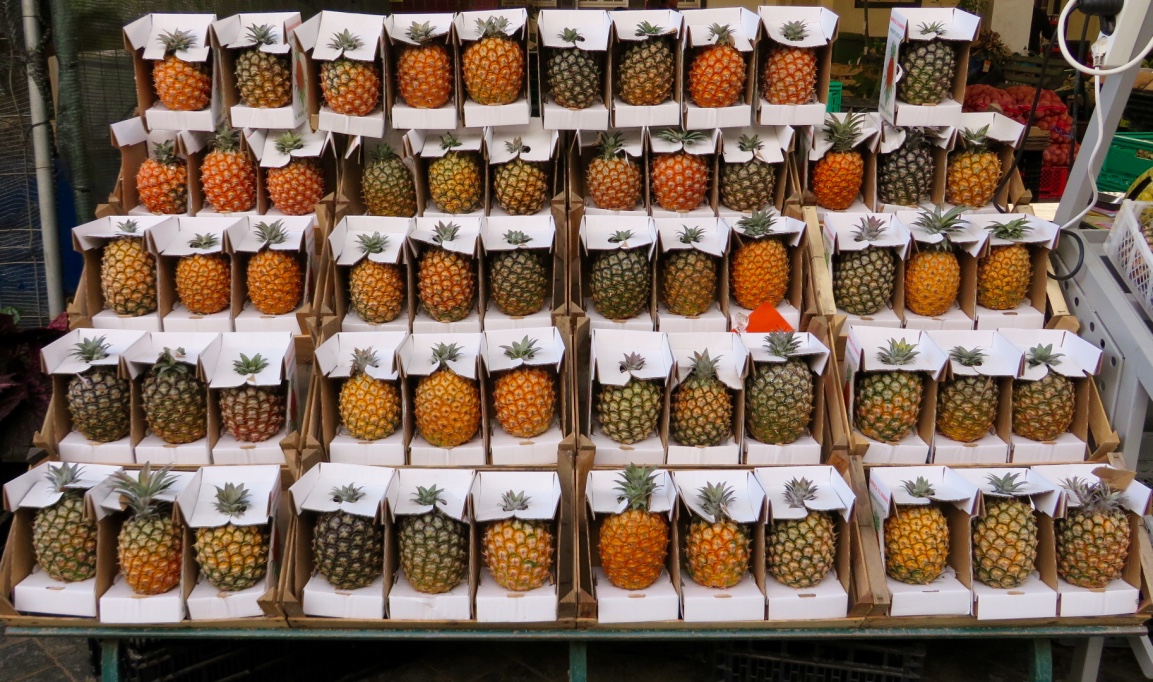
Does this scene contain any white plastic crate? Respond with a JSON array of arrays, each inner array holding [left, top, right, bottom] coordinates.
[[1104, 200, 1153, 321]]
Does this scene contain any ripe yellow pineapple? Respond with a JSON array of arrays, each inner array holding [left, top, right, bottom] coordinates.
[[193, 482, 269, 592], [428, 133, 483, 215], [978, 217, 1033, 310], [396, 21, 453, 110], [905, 205, 968, 317], [112, 465, 182, 596], [247, 220, 303, 316], [936, 346, 998, 443], [483, 490, 554, 591], [493, 137, 550, 216], [947, 126, 1002, 207], [598, 465, 670, 590], [414, 342, 481, 448], [320, 29, 381, 116], [1012, 344, 1075, 442], [812, 113, 865, 211], [462, 17, 524, 105], [685, 482, 751, 589], [662, 226, 717, 317], [348, 232, 405, 324], [418, 222, 476, 323], [492, 336, 556, 439], [651, 129, 711, 212], [235, 24, 291, 109], [885, 477, 950, 585], [339, 347, 401, 441], [136, 141, 187, 215], [730, 211, 790, 310], [202, 126, 256, 213], [1057, 477, 1130, 589], [688, 24, 746, 109], [153, 29, 210, 112], [101, 220, 157, 316], [762, 21, 817, 105], [176, 233, 230, 316], [585, 131, 641, 211], [670, 350, 732, 447], [973, 473, 1037, 589], [266, 132, 326, 216]]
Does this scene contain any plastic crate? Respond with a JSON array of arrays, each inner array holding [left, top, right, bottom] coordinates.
[[1104, 200, 1153, 321], [1100, 132, 1153, 191], [716, 640, 926, 682], [1038, 165, 1069, 200], [827, 81, 842, 113]]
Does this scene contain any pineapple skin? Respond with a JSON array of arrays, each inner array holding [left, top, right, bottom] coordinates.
[[904, 251, 960, 318], [973, 497, 1037, 589], [463, 34, 524, 106], [67, 367, 131, 443], [662, 249, 716, 317], [812, 151, 864, 211], [143, 362, 208, 445], [730, 239, 789, 310], [548, 47, 601, 110], [236, 49, 291, 109], [1012, 372, 1075, 442], [978, 244, 1032, 310], [339, 373, 401, 442], [119, 514, 183, 596], [1056, 506, 1130, 588], [936, 375, 997, 443], [102, 237, 158, 316], [768, 511, 836, 588], [428, 151, 483, 215], [176, 253, 230, 316], [219, 384, 286, 443], [685, 517, 750, 588], [489, 249, 548, 318], [418, 247, 475, 323], [946, 148, 1002, 207], [483, 517, 553, 591], [399, 508, 468, 594], [414, 369, 481, 448], [897, 40, 956, 106], [834, 247, 896, 316], [33, 493, 98, 583], [598, 509, 669, 590], [194, 523, 269, 592], [617, 37, 674, 106], [349, 260, 405, 324], [590, 247, 651, 321], [884, 504, 949, 585], [313, 509, 383, 590], [320, 58, 381, 117], [670, 372, 732, 447], [745, 359, 814, 445], [855, 371, 923, 443], [493, 367, 555, 439], [598, 378, 662, 445]]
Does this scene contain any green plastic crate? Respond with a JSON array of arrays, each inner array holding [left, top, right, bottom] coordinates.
[[827, 81, 842, 113], [1098, 170, 1134, 193], [1100, 132, 1153, 190]]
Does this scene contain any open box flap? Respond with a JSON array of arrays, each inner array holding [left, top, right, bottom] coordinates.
[[314, 331, 407, 380], [410, 216, 481, 256], [472, 470, 560, 522], [591, 329, 674, 386], [330, 216, 411, 266], [73, 214, 174, 251], [483, 326, 565, 373], [649, 127, 719, 155], [586, 468, 676, 517], [42, 328, 147, 375], [290, 462, 394, 517], [538, 9, 611, 51], [869, 465, 980, 515], [673, 469, 764, 524], [682, 8, 759, 52], [756, 465, 854, 522], [409, 128, 484, 159], [581, 214, 657, 253], [203, 331, 293, 388], [610, 10, 681, 41], [176, 465, 279, 528], [152, 216, 246, 256], [385, 13, 453, 45], [966, 213, 1061, 249], [722, 126, 792, 164], [94, 469, 196, 521], [929, 330, 1022, 378], [399, 333, 483, 380], [487, 122, 558, 164], [215, 13, 299, 53], [880, 123, 951, 153], [824, 211, 911, 257], [4, 462, 122, 512], [1034, 464, 1153, 516], [122, 332, 219, 380], [232, 215, 313, 253], [259, 128, 331, 168], [667, 332, 746, 390], [758, 7, 838, 47], [895, 8, 980, 42], [846, 325, 949, 377], [109, 117, 150, 148], [131, 14, 216, 61], [810, 112, 881, 159], [727, 211, 805, 248], [388, 468, 474, 521], [307, 12, 382, 62], [951, 112, 1025, 147], [481, 215, 555, 253], [954, 466, 1061, 517], [576, 129, 643, 157], [896, 208, 986, 257], [655, 217, 729, 258], [455, 9, 528, 42], [998, 328, 1103, 380], [742, 331, 830, 376]]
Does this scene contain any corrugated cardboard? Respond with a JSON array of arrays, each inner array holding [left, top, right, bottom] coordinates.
[[897, 207, 988, 330], [327, 215, 414, 333], [231, 215, 316, 335], [481, 215, 558, 330], [73, 212, 174, 332], [726, 210, 808, 332], [151, 216, 247, 333], [822, 213, 910, 328], [648, 127, 720, 218], [717, 126, 793, 217], [968, 212, 1060, 330]]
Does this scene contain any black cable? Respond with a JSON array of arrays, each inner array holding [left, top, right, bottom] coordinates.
[[1049, 227, 1086, 281]]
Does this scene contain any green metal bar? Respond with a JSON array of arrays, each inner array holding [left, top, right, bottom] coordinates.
[[1031, 638, 1053, 682], [569, 641, 587, 682], [101, 638, 120, 682]]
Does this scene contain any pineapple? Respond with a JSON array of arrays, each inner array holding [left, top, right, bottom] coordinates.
[[362, 144, 417, 218], [175, 233, 230, 316], [219, 353, 286, 443], [1057, 477, 1130, 589], [266, 132, 326, 216], [905, 204, 967, 317], [898, 22, 956, 106], [598, 465, 670, 590], [1013, 344, 1075, 442], [762, 21, 817, 105], [235, 24, 292, 109], [685, 482, 751, 589], [414, 342, 481, 448], [1141, 206, 1153, 247], [202, 126, 256, 213], [878, 128, 934, 207], [549, 28, 602, 110], [585, 131, 641, 211], [320, 29, 381, 116], [494, 138, 550, 216], [973, 472, 1037, 589], [153, 29, 210, 112], [483, 490, 554, 591], [142, 347, 207, 445], [399, 485, 468, 594], [462, 17, 524, 106], [339, 347, 401, 441], [101, 220, 158, 316], [492, 336, 556, 439], [947, 126, 1002, 208], [598, 352, 662, 445], [618, 21, 674, 106], [193, 482, 269, 592], [32, 463, 98, 583], [885, 477, 949, 585], [313, 484, 383, 590], [730, 211, 790, 310], [396, 21, 453, 110], [856, 338, 924, 443], [936, 346, 997, 443], [834, 216, 897, 316], [662, 226, 716, 317], [418, 222, 476, 323], [812, 113, 865, 211], [247, 220, 304, 316], [112, 465, 182, 596], [651, 129, 711, 212], [349, 232, 405, 325], [137, 141, 187, 215], [589, 230, 651, 321], [688, 24, 746, 109], [67, 336, 131, 443], [428, 133, 483, 215], [978, 217, 1033, 310], [489, 230, 548, 317], [721, 134, 778, 213], [670, 350, 732, 447], [746, 332, 815, 445], [768, 478, 836, 589]]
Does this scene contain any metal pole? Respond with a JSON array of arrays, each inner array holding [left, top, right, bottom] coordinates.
[[21, 0, 62, 317]]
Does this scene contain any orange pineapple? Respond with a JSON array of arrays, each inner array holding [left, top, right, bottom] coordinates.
[[396, 21, 452, 110], [320, 29, 381, 117], [598, 465, 670, 591], [153, 29, 211, 112], [492, 336, 556, 439], [414, 342, 481, 448], [812, 113, 865, 211], [688, 24, 746, 109], [201, 126, 256, 214], [137, 141, 187, 215], [418, 222, 475, 323], [651, 129, 711, 212], [763, 21, 817, 105], [175, 233, 230, 315], [462, 16, 524, 106], [730, 211, 790, 310], [266, 132, 325, 216], [585, 131, 641, 211], [247, 220, 303, 315]]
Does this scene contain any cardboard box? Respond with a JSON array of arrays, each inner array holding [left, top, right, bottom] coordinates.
[[946, 113, 1026, 212], [608, 10, 683, 128], [384, 13, 459, 131], [327, 215, 413, 333], [72, 214, 172, 332], [868, 466, 979, 617], [680, 8, 759, 130], [176, 465, 281, 620], [655, 217, 730, 332], [213, 13, 307, 131], [123, 14, 220, 132], [231, 215, 315, 334], [570, 129, 647, 216], [726, 210, 808, 333], [456, 9, 531, 128], [150, 216, 247, 333], [338, 133, 418, 219], [194, 132, 264, 218], [878, 9, 980, 128], [408, 128, 488, 219], [874, 124, 951, 212], [968, 212, 1060, 330], [665, 332, 747, 464], [742, 331, 831, 465], [408, 216, 483, 333], [927, 330, 1022, 464], [482, 215, 559, 330], [473, 470, 561, 622], [579, 215, 658, 331], [400, 333, 486, 465], [717, 126, 793, 217], [110, 118, 206, 219], [483, 327, 568, 465], [822, 212, 911, 328], [897, 207, 988, 330], [808, 113, 882, 213], [487, 122, 561, 218], [844, 326, 948, 464], [648, 127, 719, 218], [756, 7, 838, 126], [253, 127, 336, 219], [292, 11, 386, 137], [587, 329, 674, 466], [537, 10, 611, 131]]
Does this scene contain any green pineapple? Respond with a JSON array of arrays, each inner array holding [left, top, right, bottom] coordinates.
[[66, 336, 131, 443], [598, 352, 663, 444], [720, 134, 778, 213], [746, 332, 815, 445], [833, 216, 897, 316], [670, 350, 732, 447], [362, 144, 417, 217], [855, 338, 924, 443], [767, 477, 836, 588], [898, 22, 956, 105], [313, 484, 384, 590], [489, 230, 548, 317], [398, 485, 469, 594], [548, 28, 602, 110], [661, 226, 717, 317], [142, 347, 207, 445], [878, 128, 934, 206], [32, 463, 98, 583], [590, 230, 651, 320]]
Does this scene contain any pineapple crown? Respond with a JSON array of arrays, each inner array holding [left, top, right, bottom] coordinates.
[[45, 462, 85, 495], [430, 342, 464, 371], [913, 204, 968, 250], [504, 137, 530, 158], [274, 131, 305, 157], [152, 347, 192, 378], [736, 134, 764, 154], [439, 132, 463, 152], [558, 28, 585, 46], [677, 225, 705, 245], [349, 347, 380, 376], [245, 23, 278, 47], [707, 24, 736, 47], [412, 484, 447, 508], [503, 230, 533, 247], [783, 477, 818, 509], [618, 351, 647, 374], [210, 126, 242, 154], [356, 231, 389, 255], [330, 483, 365, 504], [614, 464, 660, 512], [852, 216, 888, 243], [597, 131, 628, 160], [736, 210, 778, 239], [158, 29, 197, 56], [370, 143, 399, 164], [327, 29, 364, 53], [475, 16, 512, 40], [634, 21, 667, 40], [1025, 343, 1064, 369], [687, 350, 721, 380], [764, 331, 803, 359], [212, 482, 252, 518], [917, 22, 948, 38], [985, 472, 1027, 497], [696, 481, 736, 522], [432, 222, 461, 246], [949, 345, 986, 367], [657, 128, 709, 149], [1060, 477, 1126, 514], [232, 352, 270, 377], [958, 126, 991, 152], [255, 220, 289, 249], [151, 140, 180, 165], [112, 464, 177, 519], [71, 336, 111, 363], [779, 20, 810, 43], [406, 21, 436, 45], [500, 489, 531, 513], [188, 233, 219, 250], [116, 219, 141, 235], [876, 338, 919, 366], [987, 217, 1032, 241], [501, 335, 541, 361], [607, 230, 634, 246], [901, 476, 936, 499], [823, 113, 864, 154]]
